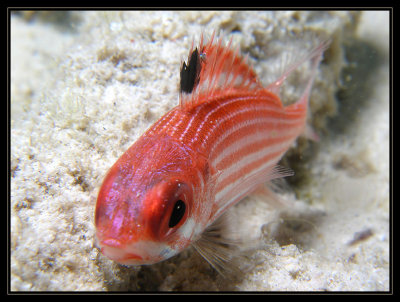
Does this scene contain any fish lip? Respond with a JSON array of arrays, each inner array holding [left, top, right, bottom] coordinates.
[[123, 253, 143, 261], [100, 244, 144, 264], [98, 236, 174, 265], [100, 238, 124, 248], [99, 238, 151, 265]]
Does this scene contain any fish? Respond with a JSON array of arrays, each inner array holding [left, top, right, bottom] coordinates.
[[94, 32, 330, 272]]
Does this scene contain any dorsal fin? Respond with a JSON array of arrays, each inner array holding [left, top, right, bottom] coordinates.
[[180, 47, 201, 94], [179, 33, 263, 110]]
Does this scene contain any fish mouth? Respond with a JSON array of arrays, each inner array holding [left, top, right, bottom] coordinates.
[[97, 238, 144, 265], [98, 238, 163, 265]]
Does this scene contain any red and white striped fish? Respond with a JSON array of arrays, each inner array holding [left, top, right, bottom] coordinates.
[[95, 33, 329, 271]]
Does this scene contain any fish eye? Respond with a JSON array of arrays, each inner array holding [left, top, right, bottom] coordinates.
[[168, 199, 186, 228]]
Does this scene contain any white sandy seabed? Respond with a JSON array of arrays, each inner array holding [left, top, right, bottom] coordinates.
[[10, 11, 390, 291]]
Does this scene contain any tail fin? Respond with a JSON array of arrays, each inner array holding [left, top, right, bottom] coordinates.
[[273, 39, 331, 142], [266, 39, 331, 109]]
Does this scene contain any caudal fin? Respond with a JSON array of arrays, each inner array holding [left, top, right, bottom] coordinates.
[[266, 39, 331, 108], [272, 38, 330, 142]]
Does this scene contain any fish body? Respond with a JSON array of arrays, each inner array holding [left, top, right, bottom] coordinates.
[[95, 33, 329, 267]]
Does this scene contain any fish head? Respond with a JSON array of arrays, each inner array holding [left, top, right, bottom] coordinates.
[[95, 135, 204, 265]]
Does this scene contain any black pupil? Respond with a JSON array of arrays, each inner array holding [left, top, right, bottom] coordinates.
[[169, 200, 186, 228]]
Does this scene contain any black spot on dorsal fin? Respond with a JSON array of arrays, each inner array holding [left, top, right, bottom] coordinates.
[[180, 48, 201, 94]]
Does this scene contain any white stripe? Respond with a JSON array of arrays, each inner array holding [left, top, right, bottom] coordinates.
[[168, 111, 186, 137], [190, 99, 227, 144], [209, 112, 304, 158], [178, 107, 201, 142], [195, 169, 205, 194], [216, 137, 293, 189], [179, 218, 196, 239], [212, 153, 281, 219], [149, 109, 178, 136], [189, 96, 281, 148], [211, 121, 301, 168], [183, 96, 256, 143], [180, 94, 293, 148], [215, 139, 296, 210]]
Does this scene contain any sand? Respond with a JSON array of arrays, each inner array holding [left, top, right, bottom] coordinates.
[[10, 11, 389, 291]]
